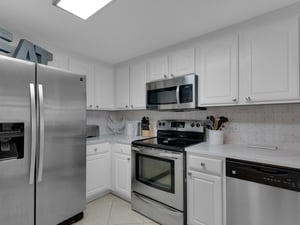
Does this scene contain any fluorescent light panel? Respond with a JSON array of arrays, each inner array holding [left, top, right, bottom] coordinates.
[[55, 0, 113, 20]]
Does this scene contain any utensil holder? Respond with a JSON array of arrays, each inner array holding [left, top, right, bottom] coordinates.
[[208, 130, 224, 145]]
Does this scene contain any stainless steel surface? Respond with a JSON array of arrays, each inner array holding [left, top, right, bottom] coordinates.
[[86, 124, 99, 138], [29, 83, 37, 185], [132, 145, 184, 211], [132, 192, 184, 225], [157, 120, 204, 133], [37, 84, 44, 183], [227, 177, 300, 225], [146, 74, 198, 111], [35, 65, 86, 225], [0, 56, 35, 225]]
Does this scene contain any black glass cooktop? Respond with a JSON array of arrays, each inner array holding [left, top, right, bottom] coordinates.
[[132, 130, 205, 152]]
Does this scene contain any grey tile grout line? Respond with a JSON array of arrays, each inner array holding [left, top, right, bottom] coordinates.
[[106, 196, 115, 225]]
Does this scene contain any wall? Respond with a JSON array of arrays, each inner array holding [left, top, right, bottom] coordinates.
[[117, 103, 300, 150]]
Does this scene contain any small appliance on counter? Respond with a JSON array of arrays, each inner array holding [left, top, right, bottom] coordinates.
[[131, 120, 205, 225], [86, 125, 99, 138]]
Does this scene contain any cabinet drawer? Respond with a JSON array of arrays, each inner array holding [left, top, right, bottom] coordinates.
[[87, 143, 110, 156], [113, 143, 131, 155], [188, 155, 222, 176]]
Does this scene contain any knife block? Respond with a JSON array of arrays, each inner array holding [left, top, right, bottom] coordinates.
[[141, 123, 154, 137]]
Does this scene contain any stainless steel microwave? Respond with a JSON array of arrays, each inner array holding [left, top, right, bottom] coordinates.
[[146, 74, 198, 111]]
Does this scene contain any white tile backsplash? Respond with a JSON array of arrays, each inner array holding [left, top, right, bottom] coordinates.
[[87, 110, 118, 135], [112, 104, 300, 150]]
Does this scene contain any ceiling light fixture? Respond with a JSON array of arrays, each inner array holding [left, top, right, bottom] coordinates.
[[53, 0, 113, 20]]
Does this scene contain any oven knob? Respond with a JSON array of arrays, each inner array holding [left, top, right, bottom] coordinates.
[[196, 123, 201, 128], [162, 122, 166, 126], [158, 122, 162, 126], [191, 123, 195, 128]]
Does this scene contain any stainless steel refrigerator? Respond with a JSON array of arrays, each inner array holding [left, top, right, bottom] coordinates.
[[0, 55, 86, 225]]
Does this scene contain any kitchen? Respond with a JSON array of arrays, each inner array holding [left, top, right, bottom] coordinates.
[[1, 0, 300, 225]]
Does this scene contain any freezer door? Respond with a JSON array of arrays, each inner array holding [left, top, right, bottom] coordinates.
[[0, 56, 35, 225], [35, 65, 86, 225]]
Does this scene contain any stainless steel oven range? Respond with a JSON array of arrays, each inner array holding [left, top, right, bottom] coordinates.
[[131, 120, 205, 225]]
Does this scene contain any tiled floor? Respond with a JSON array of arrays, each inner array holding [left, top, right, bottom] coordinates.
[[74, 194, 159, 225]]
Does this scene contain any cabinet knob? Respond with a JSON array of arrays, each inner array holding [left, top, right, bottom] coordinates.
[[96, 105, 99, 108], [245, 96, 251, 102], [188, 172, 192, 176], [232, 98, 237, 102], [131, 105, 133, 108], [125, 105, 128, 108], [200, 162, 205, 167], [171, 74, 175, 78], [163, 74, 167, 79], [94, 148, 97, 152], [89, 105, 93, 108], [127, 158, 131, 161]]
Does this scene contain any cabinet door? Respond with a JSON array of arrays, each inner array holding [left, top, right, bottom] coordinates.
[[69, 58, 95, 109], [86, 151, 110, 200], [147, 55, 169, 81], [187, 171, 222, 225], [170, 48, 195, 77], [115, 65, 130, 109], [113, 153, 131, 200], [239, 17, 299, 103], [130, 62, 147, 109], [94, 65, 115, 110], [197, 35, 238, 105]]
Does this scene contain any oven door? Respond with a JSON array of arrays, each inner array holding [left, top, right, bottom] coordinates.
[[132, 145, 184, 210]]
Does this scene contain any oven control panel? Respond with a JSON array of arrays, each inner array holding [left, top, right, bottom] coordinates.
[[157, 120, 205, 133]]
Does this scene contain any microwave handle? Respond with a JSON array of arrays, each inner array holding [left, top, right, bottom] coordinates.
[[176, 85, 180, 104]]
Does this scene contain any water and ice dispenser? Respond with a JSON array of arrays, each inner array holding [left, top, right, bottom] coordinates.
[[0, 123, 24, 161]]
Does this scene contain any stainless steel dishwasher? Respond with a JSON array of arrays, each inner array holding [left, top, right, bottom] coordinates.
[[226, 158, 300, 225]]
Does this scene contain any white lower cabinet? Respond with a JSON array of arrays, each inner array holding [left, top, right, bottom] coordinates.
[[112, 144, 131, 201], [187, 154, 224, 225], [86, 143, 111, 202]]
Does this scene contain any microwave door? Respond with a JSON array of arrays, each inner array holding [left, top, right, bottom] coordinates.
[[147, 86, 178, 110]]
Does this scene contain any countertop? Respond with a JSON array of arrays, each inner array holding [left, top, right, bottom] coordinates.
[[186, 143, 300, 169], [86, 134, 146, 145]]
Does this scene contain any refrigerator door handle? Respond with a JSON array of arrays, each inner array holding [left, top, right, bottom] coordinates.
[[29, 83, 37, 185], [37, 84, 45, 183]]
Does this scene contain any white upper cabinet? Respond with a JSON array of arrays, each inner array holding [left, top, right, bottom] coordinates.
[[115, 65, 130, 109], [130, 62, 147, 109], [197, 35, 239, 106], [69, 58, 95, 109], [147, 48, 195, 82], [239, 17, 299, 104], [170, 48, 195, 77], [94, 65, 115, 110], [147, 55, 169, 81]]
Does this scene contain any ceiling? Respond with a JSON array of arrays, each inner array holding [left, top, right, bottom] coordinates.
[[0, 0, 299, 64]]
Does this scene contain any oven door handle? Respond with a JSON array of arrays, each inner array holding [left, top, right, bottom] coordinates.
[[158, 152, 181, 160], [134, 193, 183, 216], [132, 147, 182, 160], [132, 146, 141, 152]]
